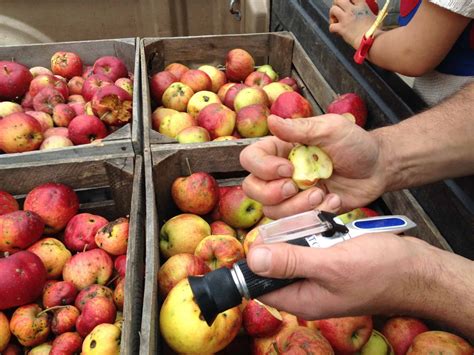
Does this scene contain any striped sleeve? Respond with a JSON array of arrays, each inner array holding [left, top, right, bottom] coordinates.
[[429, 0, 474, 17]]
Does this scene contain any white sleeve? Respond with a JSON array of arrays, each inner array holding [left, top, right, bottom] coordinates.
[[429, 0, 474, 18]]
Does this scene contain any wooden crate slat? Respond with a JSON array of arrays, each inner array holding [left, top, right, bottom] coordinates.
[[268, 32, 294, 77]]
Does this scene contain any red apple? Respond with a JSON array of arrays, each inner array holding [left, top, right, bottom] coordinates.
[[165, 62, 189, 80], [50, 331, 82, 354], [407, 331, 472, 355], [210, 186, 233, 221], [0, 251, 46, 310], [48, 307, 79, 336], [150, 71, 178, 103], [217, 82, 236, 102], [42, 281, 78, 307], [262, 82, 294, 106], [74, 284, 114, 311], [68, 114, 108, 145], [210, 221, 236, 237], [271, 91, 313, 119], [196, 103, 236, 139], [327, 93, 368, 127], [275, 326, 334, 354], [91, 85, 132, 126], [194, 234, 244, 270], [198, 65, 227, 93], [63, 248, 113, 290], [25, 111, 54, 132], [158, 253, 211, 297], [244, 71, 272, 88], [51, 52, 83, 79], [68, 102, 85, 116], [319, 315, 373, 353], [24, 182, 79, 234], [243, 299, 283, 337], [9, 304, 50, 347], [0, 112, 44, 153], [223, 83, 247, 110], [67, 76, 85, 95], [0, 190, 18, 216], [28, 237, 72, 279], [1, 343, 22, 354], [82, 66, 94, 79], [52, 103, 76, 127], [114, 255, 127, 278], [28, 74, 60, 98], [114, 277, 125, 310], [93, 56, 128, 82], [278, 76, 300, 92], [0, 311, 10, 352], [162, 82, 194, 112], [44, 127, 69, 139], [171, 172, 219, 215], [0, 61, 33, 100], [0, 101, 23, 118], [236, 103, 269, 138], [76, 296, 116, 337], [64, 213, 109, 252], [218, 186, 263, 229], [382, 316, 429, 355], [115, 77, 133, 96], [82, 74, 113, 101], [180, 69, 212, 92], [33, 87, 65, 114], [0, 210, 44, 253], [21, 91, 34, 109], [30, 66, 53, 78], [95, 217, 129, 256], [225, 48, 255, 82]]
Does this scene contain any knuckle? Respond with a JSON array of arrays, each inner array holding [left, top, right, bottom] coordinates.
[[281, 246, 300, 278]]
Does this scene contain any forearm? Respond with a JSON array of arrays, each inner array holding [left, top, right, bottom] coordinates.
[[372, 82, 474, 192], [403, 241, 474, 341]]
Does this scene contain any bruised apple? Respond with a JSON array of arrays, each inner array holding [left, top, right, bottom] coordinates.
[[162, 82, 194, 112], [64, 213, 109, 252], [9, 304, 50, 347], [225, 48, 255, 82], [196, 103, 236, 139], [42, 280, 77, 307], [257, 64, 279, 81], [158, 111, 196, 138], [180, 69, 212, 93], [0, 190, 18, 216], [319, 315, 373, 353], [158, 253, 211, 297], [288, 144, 333, 190], [234, 87, 269, 112], [171, 172, 219, 215], [75, 284, 114, 311], [28, 238, 72, 279], [275, 326, 334, 354], [187, 90, 220, 118], [165, 62, 189, 81], [95, 217, 129, 256], [51, 331, 82, 354], [82, 323, 121, 355], [0, 113, 44, 153], [0, 210, 44, 253], [150, 71, 178, 103], [262, 82, 293, 106], [76, 296, 116, 337], [91, 85, 132, 126], [243, 299, 283, 337], [0, 311, 10, 352], [194, 234, 244, 270], [160, 278, 241, 354], [198, 65, 227, 93]]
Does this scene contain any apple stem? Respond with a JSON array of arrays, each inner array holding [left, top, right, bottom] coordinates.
[[185, 158, 193, 176], [106, 274, 120, 287], [37, 305, 69, 317]]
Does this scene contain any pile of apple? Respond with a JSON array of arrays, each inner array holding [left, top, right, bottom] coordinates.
[[149, 48, 316, 143], [0, 52, 133, 154], [156, 171, 472, 354], [0, 184, 129, 354]]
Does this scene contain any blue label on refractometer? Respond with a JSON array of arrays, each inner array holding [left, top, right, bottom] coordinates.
[[354, 217, 406, 229]]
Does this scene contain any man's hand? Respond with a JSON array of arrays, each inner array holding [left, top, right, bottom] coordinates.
[[240, 114, 388, 219], [329, 0, 377, 49]]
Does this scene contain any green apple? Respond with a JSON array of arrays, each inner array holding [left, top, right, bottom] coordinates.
[[360, 330, 394, 355], [160, 278, 242, 354], [257, 64, 279, 81], [159, 214, 211, 258], [288, 144, 333, 190]]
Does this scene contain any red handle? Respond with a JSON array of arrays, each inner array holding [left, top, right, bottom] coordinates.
[[366, 0, 379, 14], [354, 35, 375, 64]]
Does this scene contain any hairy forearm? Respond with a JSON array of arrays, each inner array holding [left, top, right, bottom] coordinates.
[[372, 82, 474, 192], [404, 242, 474, 341]]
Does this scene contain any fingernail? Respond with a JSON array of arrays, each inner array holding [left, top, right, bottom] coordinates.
[[327, 194, 341, 210], [308, 190, 324, 207], [282, 181, 298, 198], [249, 247, 271, 273], [277, 165, 293, 178]]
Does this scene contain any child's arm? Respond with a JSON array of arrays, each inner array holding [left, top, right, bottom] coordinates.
[[329, 0, 470, 76]]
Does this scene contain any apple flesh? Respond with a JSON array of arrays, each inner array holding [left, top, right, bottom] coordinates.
[[91, 85, 132, 126], [225, 48, 255, 82], [159, 213, 211, 259], [64, 213, 109, 252], [171, 172, 219, 215], [319, 315, 373, 353], [0, 190, 19, 216], [76, 296, 116, 337], [62, 248, 113, 290], [9, 304, 50, 347], [327, 93, 368, 128], [95, 217, 129, 256], [407, 331, 472, 355], [218, 186, 264, 229], [0, 210, 44, 253], [0, 112, 44, 153], [0, 61, 33, 100], [271, 91, 313, 119], [381, 316, 429, 355], [68, 114, 108, 145], [28, 237, 72, 279], [243, 299, 283, 337], [288, 144, 333, 190], [194, 234, 244, 270], [337, 207, 379, 224], [196, 103, 236, 139], [24, 182, 79, 234], [160, 278, 242, 354]]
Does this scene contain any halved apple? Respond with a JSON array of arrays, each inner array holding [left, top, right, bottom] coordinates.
[[288, 144, 333, 190]]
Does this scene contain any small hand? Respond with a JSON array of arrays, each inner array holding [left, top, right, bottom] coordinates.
[[329, 0, 377, 49]]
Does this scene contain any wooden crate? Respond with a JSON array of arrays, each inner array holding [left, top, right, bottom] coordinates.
[[141, 142, 451, 355], [0, 38, 141, 165], [0, 154, 145, 355], [140, 31, 375, 148]]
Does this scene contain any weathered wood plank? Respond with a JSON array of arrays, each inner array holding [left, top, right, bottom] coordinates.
[[268, 32, 294, 77]]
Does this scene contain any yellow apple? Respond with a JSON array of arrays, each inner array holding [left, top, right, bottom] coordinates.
[[0, 311, 10, 352], [82, 323, 121, 355], [262, 82, 294, 106], [160, 278, 242, 354], [187, 90, 220, 118], [159, 111, 197, 138]]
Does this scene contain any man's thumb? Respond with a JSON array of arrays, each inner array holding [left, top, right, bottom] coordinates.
[[247, 243, 322, 279]]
